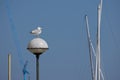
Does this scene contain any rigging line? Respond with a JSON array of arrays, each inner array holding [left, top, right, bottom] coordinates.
[[104, 14, 120, 53], [5, 0, 24, 66], [100, 68, 104, 80]]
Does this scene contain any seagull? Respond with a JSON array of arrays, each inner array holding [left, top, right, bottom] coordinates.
[[30, 27, 42, 37]]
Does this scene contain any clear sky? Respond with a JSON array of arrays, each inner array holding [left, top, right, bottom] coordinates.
[[0, 0, 120, 80]]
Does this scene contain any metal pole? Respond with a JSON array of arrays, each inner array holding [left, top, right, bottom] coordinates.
[[36, 54, 40, 80], [85, 15, 94, 80], [97, 3, 101, 80], [8, 54, 11, 80], [96, 0, 103, 80]]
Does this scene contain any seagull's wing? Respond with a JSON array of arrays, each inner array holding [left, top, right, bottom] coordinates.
[[31, 29, 37, 33]]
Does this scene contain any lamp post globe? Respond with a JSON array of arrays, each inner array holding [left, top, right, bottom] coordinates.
[[27, 37, 48, 80], [27, 38, 48, 55]]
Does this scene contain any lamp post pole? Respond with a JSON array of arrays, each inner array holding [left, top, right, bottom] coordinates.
[[36, 54, 40, 80]]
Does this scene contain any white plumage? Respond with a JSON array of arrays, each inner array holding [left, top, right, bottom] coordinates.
[[30, 27, 42, 37]]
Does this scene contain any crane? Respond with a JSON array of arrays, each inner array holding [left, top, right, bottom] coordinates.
[[23, 61, 30, 80]]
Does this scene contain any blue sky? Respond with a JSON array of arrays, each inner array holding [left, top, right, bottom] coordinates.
[[0, 0, 120, 80]]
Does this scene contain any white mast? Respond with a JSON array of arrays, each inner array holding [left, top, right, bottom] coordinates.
[[8, 54, 11, 80], [85, 15, 94, 80], [85, 0, 103, 80], [96, 0, 102, 80]]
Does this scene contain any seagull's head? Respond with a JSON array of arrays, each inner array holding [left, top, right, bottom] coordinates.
[[37, 27, 42, 30]]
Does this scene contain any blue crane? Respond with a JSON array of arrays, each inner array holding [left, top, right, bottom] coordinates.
[[23, 61, 30, 80]]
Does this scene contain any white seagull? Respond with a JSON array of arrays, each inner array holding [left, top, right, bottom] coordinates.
[[30, 27, 42, 37]]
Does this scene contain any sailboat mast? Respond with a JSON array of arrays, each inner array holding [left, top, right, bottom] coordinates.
[[85, 15, 94, 80], [97, 0, 102, 80]]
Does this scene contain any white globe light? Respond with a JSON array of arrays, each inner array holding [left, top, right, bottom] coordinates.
[[27, 38, 48, 55]]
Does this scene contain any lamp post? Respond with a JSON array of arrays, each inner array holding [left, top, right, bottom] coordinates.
[[27, 37, 48, 80]]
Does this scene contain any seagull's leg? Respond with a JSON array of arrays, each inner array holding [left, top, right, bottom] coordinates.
[[36, 35, 39, 38]]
